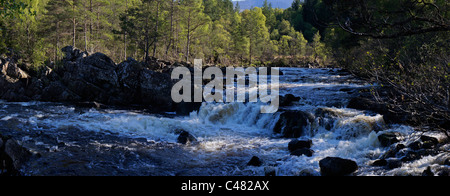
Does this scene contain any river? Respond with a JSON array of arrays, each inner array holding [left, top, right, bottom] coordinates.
[[0, 68, 446, 176]]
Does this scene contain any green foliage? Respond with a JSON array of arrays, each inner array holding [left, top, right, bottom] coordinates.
[[326, 0, 450, 129], [0, 0, 333, 67], [0, 0, 30, 19]]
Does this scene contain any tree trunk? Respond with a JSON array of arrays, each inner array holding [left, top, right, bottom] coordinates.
[[55, 21, 60, 61], [84, 2, 88, 52], [124, 0, 128, 60], [152, 0, 160, 58], [84, 20, 88, 52], [186, 11, 191, 63], [249, 37, 252, 66], [89, 0, 93, 52], [72, 0, 76, 48], [145, 15, 150, 61], [165, 0, 174, 57]]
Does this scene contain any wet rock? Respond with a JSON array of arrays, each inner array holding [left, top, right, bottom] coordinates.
[[408, 141, 422, 151], [279, 94, 300, 107], [175, 101, 202, 116], [435, 166, 450, 176], [288, 139, 312, 152], [247, 156, 262, 166], [290, 148, 314, 157], [319, 157, 358, 176], [347, 96, 411, 125], [264, 166, 276, 176], [176, 130, 197, 145], [420, 135, 439, 149], [0, 136, 32, 175], [429, 152, 450, 166], [347, 97, 384, 112], [381, 144, 406, 159], [422, 166, 434, 176], [400, 150, 420, 162], [273, 110, 314, 138], [297, 168, 317, 176], [387, 159, 402, 169], [372, 159, 388, 167], [378, 132, 401, 147]]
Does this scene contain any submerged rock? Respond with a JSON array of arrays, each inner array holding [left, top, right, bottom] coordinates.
[[319, 157, 358, 176]]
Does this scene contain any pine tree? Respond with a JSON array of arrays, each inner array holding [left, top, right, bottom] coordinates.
[[180, 0, 210, 63], [241, 7, 269, 65]]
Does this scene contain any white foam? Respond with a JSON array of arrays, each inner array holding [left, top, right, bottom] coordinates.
[[1, 114, 18, 121]]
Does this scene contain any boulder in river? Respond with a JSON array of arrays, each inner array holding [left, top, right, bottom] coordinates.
[[0, 135, 32, 176], [378, 132, 402, 147], [279, 94, 300, 107], [273, 110, 314, 138], [288, 139, 313, 152], [319, 157, 358, 176], [247, 156, 262, 166], [290, 148, 314, 157], [176, 130, 198, 145]]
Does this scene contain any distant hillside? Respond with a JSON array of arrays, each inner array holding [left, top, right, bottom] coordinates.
[[232, 0, 294, 10]]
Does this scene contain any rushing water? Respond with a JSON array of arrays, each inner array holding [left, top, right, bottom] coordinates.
[[0, 68, 446, 176]]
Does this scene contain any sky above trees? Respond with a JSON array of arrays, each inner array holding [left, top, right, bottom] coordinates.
[[232, 0, 294, 10]]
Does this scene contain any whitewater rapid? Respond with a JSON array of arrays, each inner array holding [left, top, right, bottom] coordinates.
[[1, 68, 444, 176]]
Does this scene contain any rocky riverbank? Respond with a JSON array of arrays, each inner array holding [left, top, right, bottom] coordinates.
[[0, 46, 176, 112]]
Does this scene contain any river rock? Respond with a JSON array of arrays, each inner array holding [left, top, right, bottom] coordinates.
[[0, 136, 32, 176], [371, 159, 388, 166], [347, 96, 386, 115], [288, 139, 313, 152], [290, 148, 314, 157], [175, 101, 202, 116], [176, 130, 197, 145], [381, 143, 406, 159], [280, 94, 300, 107], [319, 157, 358, 176], [420, 135, 439, 149], [387, 159, 402, 169], [264, 166, 276, 176], [274, 110, 314, 138], [378, 132, 402, 147], [247, 156, 262, 166]]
